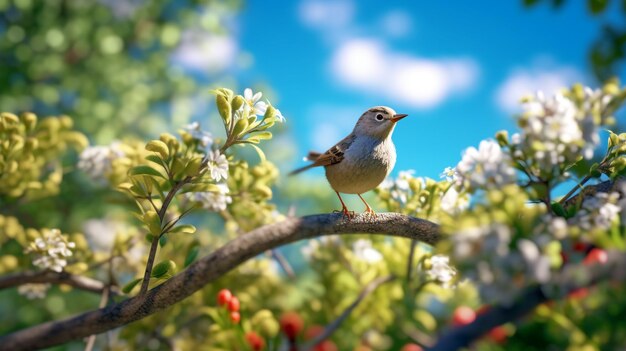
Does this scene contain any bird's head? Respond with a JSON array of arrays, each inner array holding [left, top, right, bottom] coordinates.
[[353, 106, 408, 139]]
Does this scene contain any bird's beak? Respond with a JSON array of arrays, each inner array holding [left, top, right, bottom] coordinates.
[[390, 113, 408, 123]]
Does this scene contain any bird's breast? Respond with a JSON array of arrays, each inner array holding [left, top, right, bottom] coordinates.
[[325, 137, 396, 194]]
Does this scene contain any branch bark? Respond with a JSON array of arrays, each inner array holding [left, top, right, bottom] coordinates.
[[429, 250, 626, 351], [0, 270, 118, 295], [0, 212, 440, 350]]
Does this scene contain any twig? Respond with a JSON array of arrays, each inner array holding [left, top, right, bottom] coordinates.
[[0, 270, 119, 295], [406, 239, 417, 284], [0, 212, 439, 350], [270, 249, 296, 279], [84, 287, 111, 351], [301, 275, 396, 351], [139, 177, 192, 296], [559, 174, 593, 205]]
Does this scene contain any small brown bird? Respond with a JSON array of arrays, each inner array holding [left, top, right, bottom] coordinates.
[[290, 106, 408, 218]]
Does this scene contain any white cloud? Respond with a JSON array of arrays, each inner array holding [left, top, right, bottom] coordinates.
[[331, 39, 479, 108], [299, 0, 354, 30], [379, 10, 413, 38], [496, 63, 585, 113], [172, 30, 238, 72]]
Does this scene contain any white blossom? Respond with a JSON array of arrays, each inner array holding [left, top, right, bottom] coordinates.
[[78, 142, 125, 181], [439, 167, 458, 183], [571, 192, 621, 231], [440, 187, 468, 215], [25, 229, 75, 273], [205, 150, 229, 182], [244, 88, 269, 116], [455, 140, 517, 191], [184, 183, 232, 212], [379, 170, 415, 204], [352, 239, 383, 263], [426, 255, 456, 286], [183, 122, 213, 147], [18, 283, 50, 299]]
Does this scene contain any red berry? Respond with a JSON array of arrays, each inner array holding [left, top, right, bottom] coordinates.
[[314, 340, 338, 351], [583, 248, 608, 265], [400, 343, 423, 351], [245, 331, 265, 351], [217, 289, 232, 306], [452, 306, 476, 326], [280, 312, 304, 340], [304, 325, 325, 340], [572, 241, 589, 252], [227, 296, 240, 312], [230, 311, 240, 323], [568, 287, 589, 299], [487, 326, 507, 344]]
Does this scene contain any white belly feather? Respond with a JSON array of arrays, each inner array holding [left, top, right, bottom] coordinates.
[[325, 136, 396, 194]]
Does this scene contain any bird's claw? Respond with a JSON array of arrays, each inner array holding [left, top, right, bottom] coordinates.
[[333, 208, 355, 220], [363, 207, 377, 219]]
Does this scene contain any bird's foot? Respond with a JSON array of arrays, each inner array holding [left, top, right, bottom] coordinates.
[[333, 208, 355, 220], [363, 206, 377, 219]]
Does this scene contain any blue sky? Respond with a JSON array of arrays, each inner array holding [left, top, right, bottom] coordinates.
[[224, 1, 621, 179]]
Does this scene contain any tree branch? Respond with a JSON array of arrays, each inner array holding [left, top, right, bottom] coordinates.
[[429, 250, 626, 351], [301, 275, 396, 351], [0, 270, 118, 295], [0, 212, 440, 350], [140, 177, 191, 296]]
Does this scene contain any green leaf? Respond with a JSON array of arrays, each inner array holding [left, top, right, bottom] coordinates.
[[130, 165, 166, 179], [233, 117, 249, 137], [251, 131, 272, 141], [122, 278, 142, 294], [169, 224, 196, 234], [551, 202, 566, 217], [184, 244, 200, 267], [146, 154, 166, 167], [159, 234, 168, 247], [151, 260, 177, 279]]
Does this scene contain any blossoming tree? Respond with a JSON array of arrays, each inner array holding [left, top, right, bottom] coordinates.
[[2, 79, 626, 351]]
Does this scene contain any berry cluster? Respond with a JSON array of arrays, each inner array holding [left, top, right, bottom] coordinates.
[[216, 289, 241, 323]]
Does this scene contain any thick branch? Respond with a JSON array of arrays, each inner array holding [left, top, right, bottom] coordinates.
[[429, 250, 626, 351], [0, 212, 439, 350], [0, 270, 118, 295]]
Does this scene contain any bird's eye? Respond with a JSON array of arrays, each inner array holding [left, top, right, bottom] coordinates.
[[375, 114, 384, 121]]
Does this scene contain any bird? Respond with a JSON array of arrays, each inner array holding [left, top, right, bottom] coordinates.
[[290, 106, 408, 218]]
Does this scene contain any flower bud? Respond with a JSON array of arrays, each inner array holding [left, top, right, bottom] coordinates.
[[231, 95, 245, 111], [495, 130, 508, 147]]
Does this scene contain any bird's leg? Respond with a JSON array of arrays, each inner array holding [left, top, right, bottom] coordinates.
[[358, 194, 376, 218], [333, 191, 354, 219]]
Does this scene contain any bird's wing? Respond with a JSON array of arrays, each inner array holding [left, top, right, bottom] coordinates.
[[310, 133, 356, 167], [289, 133, 356, 175]]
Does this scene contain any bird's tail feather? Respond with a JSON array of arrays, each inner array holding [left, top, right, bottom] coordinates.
[[288, 164, 316, 176]]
